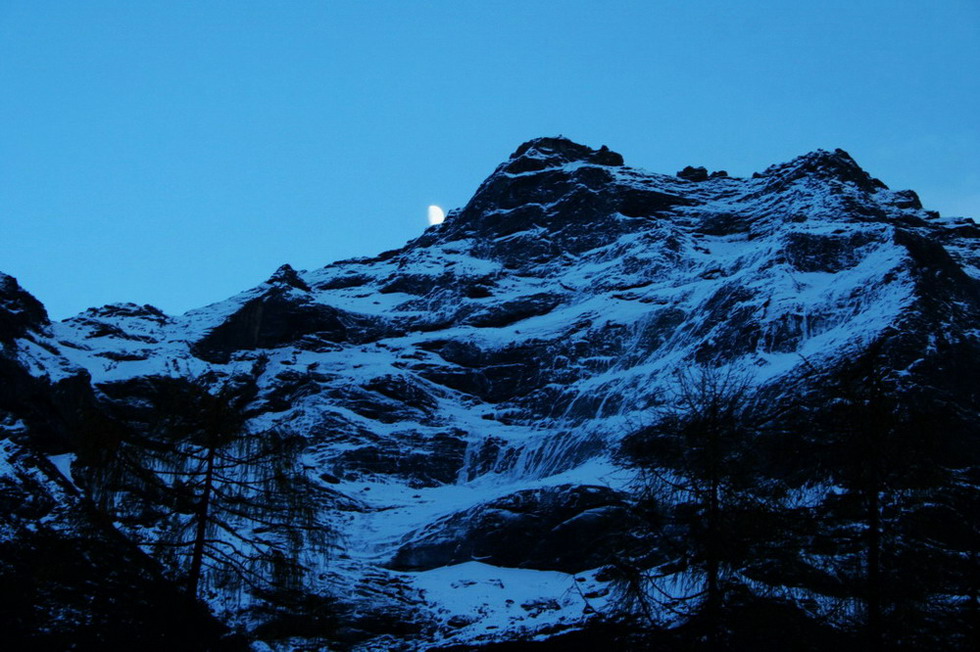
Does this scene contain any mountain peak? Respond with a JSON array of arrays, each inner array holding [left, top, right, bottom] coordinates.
[[795, 147, 863, 173], [503, 136, 624, 174], [266, 264, 310, 291], [758, 147, 888, 192], [0, 272, 49, 341]]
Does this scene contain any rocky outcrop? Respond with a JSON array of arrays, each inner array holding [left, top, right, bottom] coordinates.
[[388, 485, 632, 573], [677, 165, 709, 182], [0, 273, 49, 343], [434, 137, 692, 265], [504, 137, 624, 173], [754, 147, 888, 194], [191, 285, 387, 363]]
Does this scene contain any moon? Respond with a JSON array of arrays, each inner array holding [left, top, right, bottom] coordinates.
[[427, 205, 445, 226]]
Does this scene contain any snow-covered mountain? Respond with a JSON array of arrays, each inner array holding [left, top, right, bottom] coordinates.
[[2, 137, 977, 650]]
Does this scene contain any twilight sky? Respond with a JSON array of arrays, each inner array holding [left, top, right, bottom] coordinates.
[[2, 1, 978, 319]]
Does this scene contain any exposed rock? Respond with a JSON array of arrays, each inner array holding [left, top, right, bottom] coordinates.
[[677, 165, 709, 182], [191, 288, 386, 363], [267, 263, 311, 291], [504, 137, 624, 174], [0, 357, 96, 454], [79, 302, 168, 322], [617, 187, 692, 218], [782, 230, 880, 273], [697, 211, 753, 235], [379, 272, 452, 295], [326, 429, 467, 486], [387, 485, 633, 573], [756, 148, 889, 194], [464, 293, 563, 328], [314, 272, 373, 290], [891, 189, 923, 210], [0, 274, 49, 342]]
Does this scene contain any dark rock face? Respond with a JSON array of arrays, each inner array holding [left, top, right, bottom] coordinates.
[[81, 302, 168, 322], [504, 137, 624, 173], [0, 274, 98, 454], [387, 485, 632, 573], [0, 366, 97, 454], [464, 293, 562, 328], [65, 303, 169, 344], [436, 136, 691, 267], [891, 189, 922, 210], [678, 166, 730, 182], [756, 148, 888, 194], [324, 428, 467, 487], [94, 374, 207, 429], [267, 263, 311, 291], [782, 230, 880, 273], [414, 338, 559, 404], [697, 211, 754, 235], [677, 165, 709, 182], [0, 274, 49, 342], [191, 287, 386, 363], [618, 187, 692, 218]]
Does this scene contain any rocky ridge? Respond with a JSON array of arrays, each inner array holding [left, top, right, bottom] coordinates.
[[1, 137, 978, 649]]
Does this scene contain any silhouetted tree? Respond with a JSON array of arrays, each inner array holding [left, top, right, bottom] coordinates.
[[797, 346, 979, 650], [79, 364, 331, 613], [618, 367, 789, 649], [615, 350, 978, 650]]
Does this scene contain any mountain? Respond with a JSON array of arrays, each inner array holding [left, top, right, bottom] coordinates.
[[1, 137, 977, 650]]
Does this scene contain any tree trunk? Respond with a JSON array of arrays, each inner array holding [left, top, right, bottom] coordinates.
[[705, 424, 721, 651], [866, 482, 882, 652], [706, 476, 720, 650], [187, 443, 216, 598]]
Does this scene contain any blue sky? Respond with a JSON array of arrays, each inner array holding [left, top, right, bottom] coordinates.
[[2, 1, 978, 319]]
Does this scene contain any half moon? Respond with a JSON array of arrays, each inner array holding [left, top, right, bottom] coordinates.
[[428, 205, 446, 226]]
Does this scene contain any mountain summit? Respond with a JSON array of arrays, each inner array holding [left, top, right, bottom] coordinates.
[[1, 138, 977, 649]]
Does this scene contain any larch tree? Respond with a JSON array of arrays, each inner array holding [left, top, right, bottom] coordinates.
[[804, 347, 978, 651], [78, 362, 331, 613], [617, 367, 788, 648]]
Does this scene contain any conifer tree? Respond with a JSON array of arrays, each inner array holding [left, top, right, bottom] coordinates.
[[798, 345, 978, 650], [618, 367, 786, 648], [78, 364, 331, 611]]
